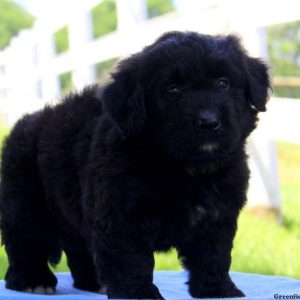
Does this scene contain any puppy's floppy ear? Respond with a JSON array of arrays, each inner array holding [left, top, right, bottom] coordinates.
[[102, 57, 146, 137], [245, 57, 271, 112]]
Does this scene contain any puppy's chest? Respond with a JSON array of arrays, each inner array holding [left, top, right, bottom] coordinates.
[[140, 176, 217, 232], [141, 189, 209, 250]]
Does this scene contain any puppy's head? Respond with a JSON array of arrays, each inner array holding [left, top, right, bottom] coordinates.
[[103, 31, 271, 164]]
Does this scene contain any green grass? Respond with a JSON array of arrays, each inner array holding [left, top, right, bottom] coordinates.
[[0, 132, 299, 278], [231, 142, 300, 278]]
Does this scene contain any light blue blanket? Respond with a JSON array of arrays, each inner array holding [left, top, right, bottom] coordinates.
[[0, 271, 298, 299]]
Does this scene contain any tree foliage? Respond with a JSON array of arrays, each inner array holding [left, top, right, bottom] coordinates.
[[91, 0, 117, 38], [147, 0, 174, 19], [267, 21, 300, 76], [59, 72, 72, 95], [0, 0, 34, 49], [267, 22, 300, 98], [54, 26, 69, 54]]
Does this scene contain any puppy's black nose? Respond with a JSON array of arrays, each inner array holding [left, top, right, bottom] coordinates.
[[198, 111, 220, 130]]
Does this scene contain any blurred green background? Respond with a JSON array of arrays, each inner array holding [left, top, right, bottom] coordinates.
[[0, 0, 300, 280]]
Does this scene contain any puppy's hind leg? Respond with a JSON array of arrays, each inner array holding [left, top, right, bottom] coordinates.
[[0, 121, 59, 294]]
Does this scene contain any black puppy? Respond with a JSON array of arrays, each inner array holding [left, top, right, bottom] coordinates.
[[0, 31, 270, 299]]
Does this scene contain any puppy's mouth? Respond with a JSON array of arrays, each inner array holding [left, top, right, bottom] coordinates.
[[197, 143, 220, 154]]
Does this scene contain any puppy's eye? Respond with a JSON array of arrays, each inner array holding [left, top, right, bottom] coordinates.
[[166, 85, 181, 96], [216, 78, 230, 90]]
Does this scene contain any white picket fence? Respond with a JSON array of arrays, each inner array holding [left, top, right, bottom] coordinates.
[[0, 0, 300, 214]]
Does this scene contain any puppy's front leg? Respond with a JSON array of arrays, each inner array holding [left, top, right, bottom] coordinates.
[[92, 223, 164, 299], [178, 216, 245, 298]]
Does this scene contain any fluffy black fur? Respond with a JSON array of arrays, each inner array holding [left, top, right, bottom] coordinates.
[[0, 31, 270, 299]]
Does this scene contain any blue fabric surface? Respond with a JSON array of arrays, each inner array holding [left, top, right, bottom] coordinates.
[[0, 271, 298, 299]]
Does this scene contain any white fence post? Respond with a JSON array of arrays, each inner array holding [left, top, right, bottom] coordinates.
[[238, 26, 282, 217], [69, 8, 95, 91], [248, 136, 282, 216], [37, 28, 60, 100], [116, 0, 148, 31]]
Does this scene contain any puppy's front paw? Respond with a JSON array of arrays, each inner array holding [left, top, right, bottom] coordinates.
[[190, 282, 245, 298], [23, 285, 55, 294], [107, 283, 164, 299]]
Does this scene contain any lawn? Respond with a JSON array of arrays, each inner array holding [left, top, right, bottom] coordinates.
[[0, 129, 299, 279]]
